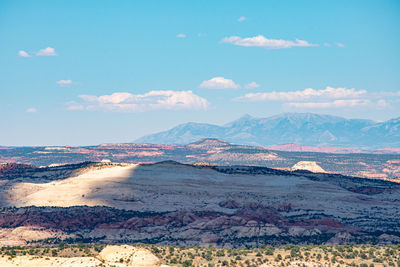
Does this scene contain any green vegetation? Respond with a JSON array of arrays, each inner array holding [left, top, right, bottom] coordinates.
[[0, 243, 399, 266], [0, 243, 104, 258]]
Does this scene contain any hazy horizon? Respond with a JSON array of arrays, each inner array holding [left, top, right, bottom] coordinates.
[[1, 111, 398, 147]]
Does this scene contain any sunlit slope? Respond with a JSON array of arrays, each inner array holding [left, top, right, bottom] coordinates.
[[2, 161, 399, 216]]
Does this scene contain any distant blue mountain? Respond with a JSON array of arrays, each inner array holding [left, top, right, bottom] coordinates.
[[134, 113, 400, 149]]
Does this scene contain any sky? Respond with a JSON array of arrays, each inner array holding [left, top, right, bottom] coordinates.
[[1, 0, 400, 146]]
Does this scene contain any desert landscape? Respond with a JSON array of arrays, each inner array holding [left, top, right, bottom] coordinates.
[[0, 161, 399, 249], [1, 138, 400, 180], [2, 0, 400, 265]]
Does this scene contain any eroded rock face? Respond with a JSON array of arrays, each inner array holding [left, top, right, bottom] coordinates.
[[0, 161, 399, 246], [0, 204, 395, 247], [291, 161, 326, 173]]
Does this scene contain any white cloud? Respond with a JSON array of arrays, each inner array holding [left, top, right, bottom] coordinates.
[[336, 43, 345, 47], [235, 87, 366, 102], [18, 50, 31, 57], [286, 99, 371, 109], [26, 108, 37, 113], [199, 77, 240, 90], [324, 43, 332, 47], [176, 33, 186, 38], [36, 47, 57, 56], [67, 90, 209, 112], [244, 82, 260, 89], [56, 80, 73, 87], [238, 16, 246, 22], [377, 99, 390, 108], [221, 35, 318, 49]]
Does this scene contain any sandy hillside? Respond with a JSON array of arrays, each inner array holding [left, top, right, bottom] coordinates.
[[0, 226, 71, 246], [6, 164, 138, 208], [99, 245, 161, 266], [0, 245, 165, 267]]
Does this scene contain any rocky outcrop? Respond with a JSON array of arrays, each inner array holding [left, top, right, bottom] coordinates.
[[291, 161, 326, 173], [0, 206, 366, 246]]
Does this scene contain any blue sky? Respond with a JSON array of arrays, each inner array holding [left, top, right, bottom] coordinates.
[[1, 0, 400, 146]]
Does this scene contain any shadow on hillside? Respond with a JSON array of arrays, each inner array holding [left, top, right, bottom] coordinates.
[[2, 161, 400, 210]]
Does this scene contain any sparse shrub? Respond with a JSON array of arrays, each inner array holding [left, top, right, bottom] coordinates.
[[275, 254, 282, 262], [216, 250, 225, 257], [265, 247, 274, 255]]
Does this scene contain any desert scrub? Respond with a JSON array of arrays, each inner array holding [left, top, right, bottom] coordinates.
[[0, 243, 398, 266]]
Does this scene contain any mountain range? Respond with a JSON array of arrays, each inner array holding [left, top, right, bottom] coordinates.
[[134, 113, 400, 149]]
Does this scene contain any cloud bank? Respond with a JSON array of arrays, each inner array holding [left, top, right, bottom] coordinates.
[[221, 35, 318, 49], [234, 86, 395, 109], [286, 99, 371, 108], [67, 90, 209, 112], [236, 87, 366, 102]]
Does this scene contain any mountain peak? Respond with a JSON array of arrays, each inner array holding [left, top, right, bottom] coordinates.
[[240, 114, 254, 120], [224, 114, 257, 127]]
